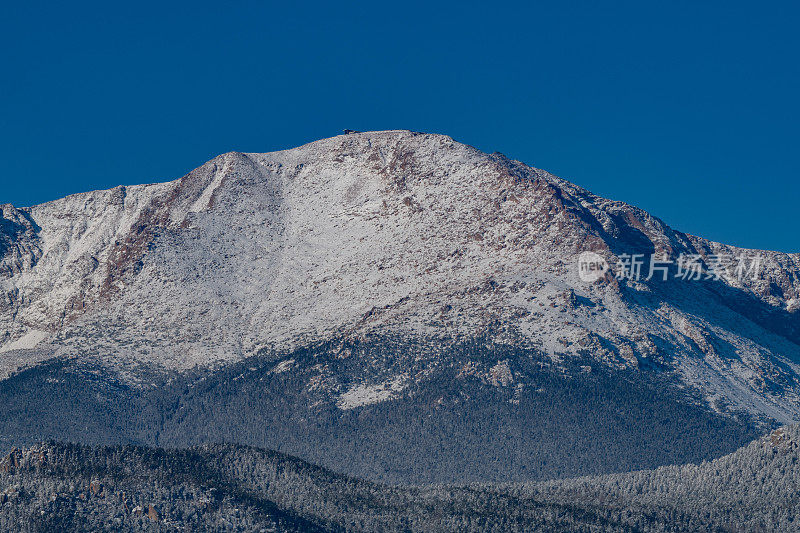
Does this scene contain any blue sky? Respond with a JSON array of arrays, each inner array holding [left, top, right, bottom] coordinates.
[[1, 1, 797, 251]]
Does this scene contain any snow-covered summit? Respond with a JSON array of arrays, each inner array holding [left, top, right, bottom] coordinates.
[[1, 130, 799, 421]]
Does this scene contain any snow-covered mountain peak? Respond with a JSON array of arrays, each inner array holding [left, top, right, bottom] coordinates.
[[1, 130, 799, 422]]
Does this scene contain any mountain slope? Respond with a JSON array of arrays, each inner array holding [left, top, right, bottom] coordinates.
[[0, 338, 758, 484]]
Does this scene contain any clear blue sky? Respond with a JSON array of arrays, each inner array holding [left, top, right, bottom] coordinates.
[[1, 1, 797, 251]]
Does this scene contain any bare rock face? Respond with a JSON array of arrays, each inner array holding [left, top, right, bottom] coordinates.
[[88, 480, 104, 497], [0, 130, 799, 422], [0, 449, 21, 474], [147, 503, 159, 522]]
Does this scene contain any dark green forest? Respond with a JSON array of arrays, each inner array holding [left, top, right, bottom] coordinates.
[[1, 425, 797, 532], [0, 337, 760, 484]]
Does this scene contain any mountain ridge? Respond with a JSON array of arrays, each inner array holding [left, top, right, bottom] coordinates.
[[1, 130, 799, 426]]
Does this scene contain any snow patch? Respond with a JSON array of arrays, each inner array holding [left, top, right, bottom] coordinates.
[[190, 160, 228, 212], [0, 330, 49, 353], [337, 375, 406, 410], [271, 358, 295, 374]]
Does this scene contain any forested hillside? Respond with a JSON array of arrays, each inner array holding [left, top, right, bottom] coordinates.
[[1, 426, 798, 532], [0, 337, 760, 484]]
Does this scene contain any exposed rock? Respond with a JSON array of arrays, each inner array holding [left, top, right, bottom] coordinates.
[[89, 480, 104, 497], [489, 360, 513, 387], [0, 449, 21, 474], [147, 503, 159, 522], [766, 427, 798, 452]]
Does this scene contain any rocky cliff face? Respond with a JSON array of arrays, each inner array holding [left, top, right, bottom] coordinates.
[[1, 130, 799, 422]]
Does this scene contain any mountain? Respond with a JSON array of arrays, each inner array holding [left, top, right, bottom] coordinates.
[[1, 426, 798, 532], [0, 130, 798, 482]]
